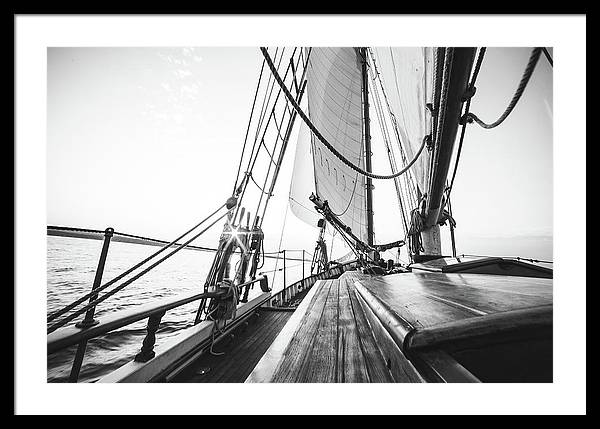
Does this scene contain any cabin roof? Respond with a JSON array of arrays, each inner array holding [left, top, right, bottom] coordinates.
[[409, 256, 553, 278], [247, 269, 553, 383]]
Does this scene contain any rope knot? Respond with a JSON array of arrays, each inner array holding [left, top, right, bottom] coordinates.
[[426, 103, 437, 118], [425, 134, 433, 151], [459, 113, 474, 126], [462, 85, 477, 102], [225, 196, 238, 210], [438, 209, 457, 229]]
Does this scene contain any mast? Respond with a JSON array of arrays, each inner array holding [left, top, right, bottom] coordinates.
[[360, 47, 375, 248], [419, 48, 476, 260]]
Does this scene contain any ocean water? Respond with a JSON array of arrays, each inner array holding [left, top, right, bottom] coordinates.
[[47, 233, 552, 383], [47, 235, 306, 383]]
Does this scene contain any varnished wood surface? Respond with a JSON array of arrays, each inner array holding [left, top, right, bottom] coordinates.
[[355, 271, 552, 329], [173, 308, 292, 383], [247, 269, 552, 383], [410, 256, 553, 279], [259, 273, 419, 382]]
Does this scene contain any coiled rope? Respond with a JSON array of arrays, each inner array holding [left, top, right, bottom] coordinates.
[[260, 47, 428, 180], [407, 208, 425, 255], [463, 47, 542, 129]]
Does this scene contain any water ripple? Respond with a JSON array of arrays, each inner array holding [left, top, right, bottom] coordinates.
[[47, 235, 302, 383]]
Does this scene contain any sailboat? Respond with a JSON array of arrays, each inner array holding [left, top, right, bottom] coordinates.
[[47, 46, 553, 383]]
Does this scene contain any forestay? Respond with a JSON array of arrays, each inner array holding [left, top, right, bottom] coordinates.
[[370, 47, 435, 197]]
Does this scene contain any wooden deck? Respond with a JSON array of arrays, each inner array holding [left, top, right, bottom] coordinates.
[[246, 269, 552, 383], [359, 271, 552, 329], [247, 272, 424, 382], [172, 308, 292, 383]]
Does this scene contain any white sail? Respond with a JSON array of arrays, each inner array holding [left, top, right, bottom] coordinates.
[[289, 47, 368, 243], [289, 122, 321, 227], [371, 47, 435, 196]]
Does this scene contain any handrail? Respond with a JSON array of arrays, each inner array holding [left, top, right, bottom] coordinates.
[[405, 304, 553, 351], [47, 210, 232, 333], [47, 225, 312, 262], [268, 260, 357, 307], [47, 276, 266, 355], [47, 202, 230, 326]]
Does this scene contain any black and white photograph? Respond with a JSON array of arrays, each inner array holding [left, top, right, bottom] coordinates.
[[15, 14, 586, 415]]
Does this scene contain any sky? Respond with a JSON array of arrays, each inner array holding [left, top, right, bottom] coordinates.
[[47, 46, 553, 261]]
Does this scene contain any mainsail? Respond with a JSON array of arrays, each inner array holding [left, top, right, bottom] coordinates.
[[289, 47, 369, 243], [289, 122, 321, 227], [370, 47, 435, 198]]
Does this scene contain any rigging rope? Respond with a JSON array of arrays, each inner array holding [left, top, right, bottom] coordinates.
[[233, 47, 285, 212], [47, 210, 231, 333], [271, 195, 290, 289], [247, 171, 273, 196], [47, 202, 230, 324], [542, 47, 553, 68], [446, 185, 457, 257], [260, 47, 428, 181], [368, 48, 420, 208], [459, 254, 553, 264], [463, 47, 542, 129], [259, 262, 304, 275], [367, 51, 410, 237], [257, 50, 310, 229], [447, 47, 487, 195], [407, 208, 425, 255], [234, 48, 299, 227], [335, 222, 369, 267], [233, 57, 266, 193]]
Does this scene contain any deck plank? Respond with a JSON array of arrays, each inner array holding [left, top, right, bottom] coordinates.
[[361, 272, 552, 328], [336, 277, 370, 382], [270, 280, 333, 382], [346, 280, 396, 382], [174, 309, 293, 383], [248, 269, 552, 383], [296, 278, 340, 382], [207, 311, 291, 382], [266, 275, 399, 383]]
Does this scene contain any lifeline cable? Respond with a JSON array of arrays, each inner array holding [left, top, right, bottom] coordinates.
[[47, 209, 231, 333], [47, 201, 229, 324]]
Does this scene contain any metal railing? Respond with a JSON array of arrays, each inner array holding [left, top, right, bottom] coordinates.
[[48, 209, 274, 382], [47, 225, 312, 262], [267, 260, 358, 308], [47, 204, 231, 332], [48, 274, 267, 380], [47, 217, 351, 381]]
